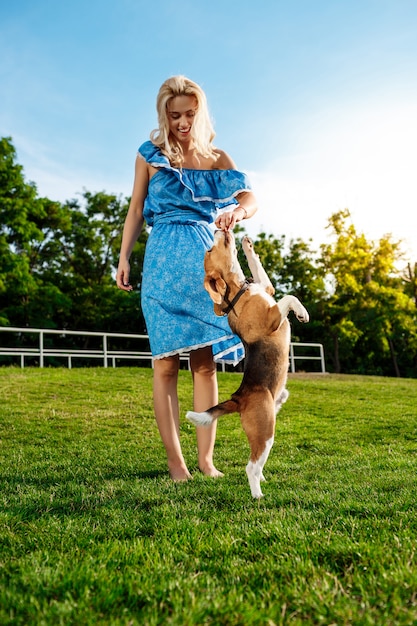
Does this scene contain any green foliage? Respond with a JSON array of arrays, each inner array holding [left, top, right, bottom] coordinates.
[[0, 138, 147, 334], [0, 137, 416, 376], [0, 137, 46, 249], [44, 192, 147, 332], [1, 368, 417, 625], [318, 210, 417, 376], [281, 238, 326, 302], [403, 262, 417, 305]]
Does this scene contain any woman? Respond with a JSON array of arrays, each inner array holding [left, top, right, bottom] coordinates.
[[116, 76, 257, 481]]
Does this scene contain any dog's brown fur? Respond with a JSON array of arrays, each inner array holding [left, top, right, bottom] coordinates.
[[186, 230, 309, 497]]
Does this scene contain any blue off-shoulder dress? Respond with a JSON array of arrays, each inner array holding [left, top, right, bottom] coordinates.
[[139, 140, 252, 365]]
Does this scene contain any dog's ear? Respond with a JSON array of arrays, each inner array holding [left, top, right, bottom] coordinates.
[[266, 303, 282, 334], [204, 271, 227, 305]]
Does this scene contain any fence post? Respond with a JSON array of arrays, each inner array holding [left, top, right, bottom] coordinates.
[[290, 343, 295, 373], [103, 335, 108, 368], [39, 330, 44, 368], [319, 344, 326, 373]]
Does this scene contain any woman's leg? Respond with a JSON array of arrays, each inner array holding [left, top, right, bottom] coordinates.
[[153, 355, 191, 481], [190, 347, 224, 477]]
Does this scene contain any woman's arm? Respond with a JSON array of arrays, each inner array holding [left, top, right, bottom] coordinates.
[[116, 156, 149, 291], [214, 149, 258, 231]]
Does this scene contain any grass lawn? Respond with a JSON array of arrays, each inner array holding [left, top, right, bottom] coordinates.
[[1, 366, 417, 625]]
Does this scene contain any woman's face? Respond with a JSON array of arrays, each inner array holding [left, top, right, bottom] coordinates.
[[167, 95, 198, 145]]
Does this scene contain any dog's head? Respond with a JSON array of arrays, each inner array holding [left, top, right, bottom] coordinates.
[[204, 230, 245, 315]]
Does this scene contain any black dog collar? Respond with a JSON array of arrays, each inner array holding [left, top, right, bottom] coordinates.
[[222, 279, 253, 315]]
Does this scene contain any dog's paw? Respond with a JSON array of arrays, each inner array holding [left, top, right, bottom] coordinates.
[[296, 306, 309, 323], [186, 410, 213, 427], [275, 388, 289, 413], [246, 462, 264, 498], [241, 235, 254, 253]]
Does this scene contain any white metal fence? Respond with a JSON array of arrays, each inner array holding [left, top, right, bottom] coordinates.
[[0, 326, 326, 373]]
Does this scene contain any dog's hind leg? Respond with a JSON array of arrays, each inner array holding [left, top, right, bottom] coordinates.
[[186, 398, 239, 427], [241, 398, 276, 498], [241, 236, 275, 296], [246, 436, 274, 498]]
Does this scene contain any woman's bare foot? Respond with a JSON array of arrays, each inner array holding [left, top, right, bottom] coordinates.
[[169, 462, 192, 482], [199, 464, 224, 478]]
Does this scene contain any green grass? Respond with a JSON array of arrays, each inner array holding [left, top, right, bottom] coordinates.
[[1, 367, 417, 625]]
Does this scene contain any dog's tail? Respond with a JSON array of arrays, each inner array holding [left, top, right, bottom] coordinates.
[[186, 399, 239, 427]]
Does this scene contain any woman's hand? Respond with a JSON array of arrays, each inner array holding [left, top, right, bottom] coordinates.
[[215, 205, 247, 231], [116, 261, 133, 291]]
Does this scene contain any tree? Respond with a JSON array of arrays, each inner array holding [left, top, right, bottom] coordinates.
[[404, 262, 417, 306], [318, 209, 417, 376], [40, 191, 148, 334], [0, 137, 68, 327], [0, 137, 147, 337]]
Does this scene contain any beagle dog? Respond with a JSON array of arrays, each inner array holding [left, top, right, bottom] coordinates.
[[186, 231, 309, 498]]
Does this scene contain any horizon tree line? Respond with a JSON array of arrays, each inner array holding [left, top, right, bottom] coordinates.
[[1, 136, 416, 377]]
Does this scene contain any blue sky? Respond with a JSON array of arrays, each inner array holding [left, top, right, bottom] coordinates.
[[1, 0, 417, 259]]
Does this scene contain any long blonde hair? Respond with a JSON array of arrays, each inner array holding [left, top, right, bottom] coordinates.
[[150, 75, 217, 167]]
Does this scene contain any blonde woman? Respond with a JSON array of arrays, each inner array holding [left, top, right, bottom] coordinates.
[[116, 76, 258, 481]]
